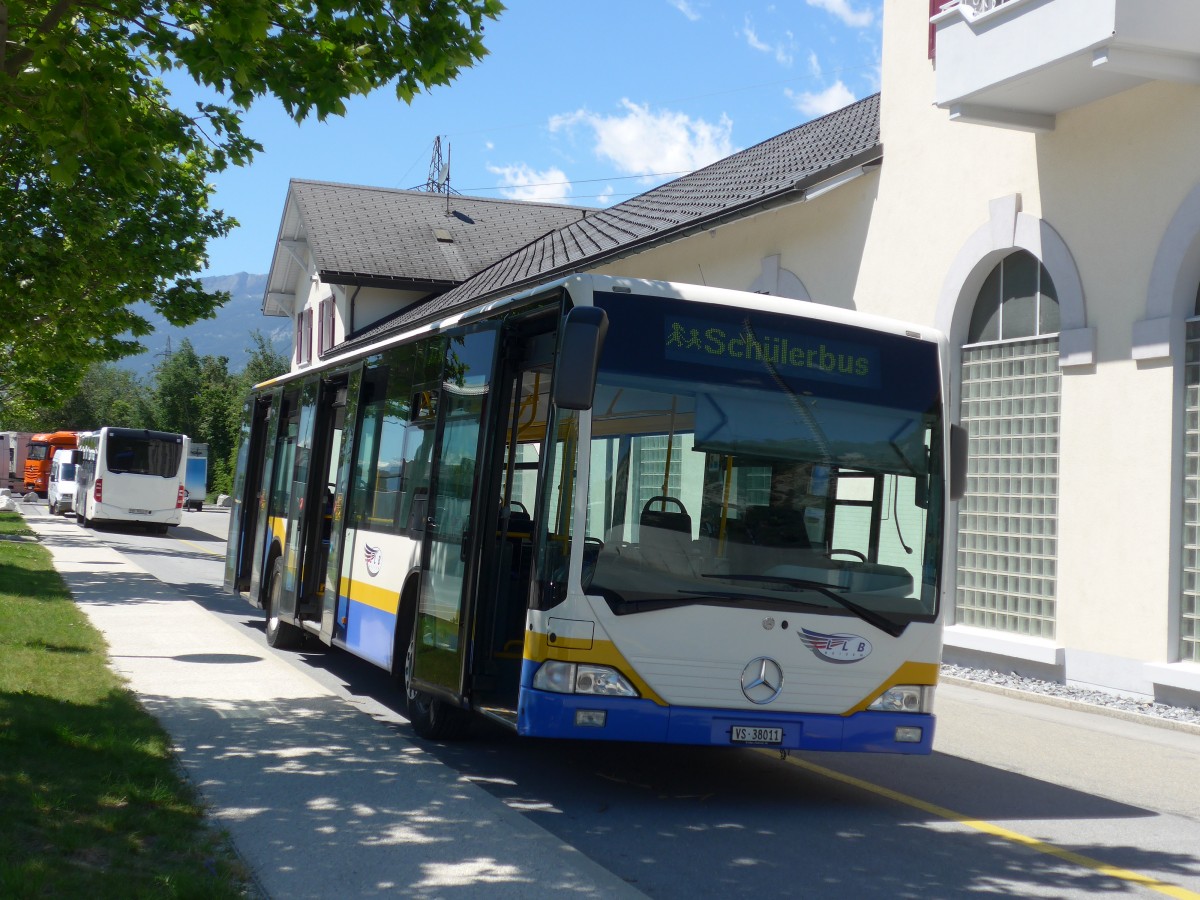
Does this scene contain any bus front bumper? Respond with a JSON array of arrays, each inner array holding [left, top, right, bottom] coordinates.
[[516, 687, 935, 754]]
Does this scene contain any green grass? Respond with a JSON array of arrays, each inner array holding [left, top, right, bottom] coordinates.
[[0, 512, 254, 898]]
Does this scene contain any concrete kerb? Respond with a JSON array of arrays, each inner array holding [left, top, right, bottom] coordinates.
[[939, 674, 1200, 738], [17, 507, 647, 899]]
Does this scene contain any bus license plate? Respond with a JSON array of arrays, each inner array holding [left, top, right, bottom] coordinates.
[[128, 508, 151, 515], [731, 726, 783, 745]]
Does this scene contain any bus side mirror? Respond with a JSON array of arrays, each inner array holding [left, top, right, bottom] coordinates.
[[554, 306, 609, 411], [949, 424, 968, 502]]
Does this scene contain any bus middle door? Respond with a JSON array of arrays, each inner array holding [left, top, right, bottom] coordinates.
[[295, 375, 348, 616]]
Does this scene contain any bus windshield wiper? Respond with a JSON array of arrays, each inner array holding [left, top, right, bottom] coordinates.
[[702, 574, 905, 637], [610, 592, 790, 614]]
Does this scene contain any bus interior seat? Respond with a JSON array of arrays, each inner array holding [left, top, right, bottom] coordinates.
[[638, 496, 695, 575], [502, 505, 533, 539], [491, 505, 535, 659]]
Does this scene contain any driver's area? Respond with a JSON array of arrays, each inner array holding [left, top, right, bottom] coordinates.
[[578, 380, 937, 625]]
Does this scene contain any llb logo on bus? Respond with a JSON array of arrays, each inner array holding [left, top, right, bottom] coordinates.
[[363, 544, 382, 577], [798, 628, 873, 663]]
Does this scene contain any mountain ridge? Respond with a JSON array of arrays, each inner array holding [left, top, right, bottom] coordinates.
[[118, 273, 290, 377]]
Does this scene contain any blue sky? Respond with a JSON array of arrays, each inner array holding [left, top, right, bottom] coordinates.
[[195, 0, 884, 277]]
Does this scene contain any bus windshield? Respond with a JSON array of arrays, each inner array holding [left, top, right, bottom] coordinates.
[[575, 292, 946, 630], [105, 432, 184, 477]]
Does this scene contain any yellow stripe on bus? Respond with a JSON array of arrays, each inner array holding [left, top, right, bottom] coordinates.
[[842, 661, 940, 714], [337, 576, 400, 614], [524, 632, 667, 706], [524, 631, 937, 715]]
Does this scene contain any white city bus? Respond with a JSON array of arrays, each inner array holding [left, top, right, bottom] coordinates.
[[75, 428, 189, 533], [224, 275, 965, 752]]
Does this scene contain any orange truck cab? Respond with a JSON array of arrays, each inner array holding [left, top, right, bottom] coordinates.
[[25, 431, 78, 496]]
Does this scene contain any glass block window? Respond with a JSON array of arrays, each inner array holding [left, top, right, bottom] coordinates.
[[958, 250, 1061, 638], [1181, 319, 1200, 662]]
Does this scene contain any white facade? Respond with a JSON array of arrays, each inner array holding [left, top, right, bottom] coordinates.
[[270, 238, 427, 372]]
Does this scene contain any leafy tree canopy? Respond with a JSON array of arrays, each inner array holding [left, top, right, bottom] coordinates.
[[0, 0, 503, 415]]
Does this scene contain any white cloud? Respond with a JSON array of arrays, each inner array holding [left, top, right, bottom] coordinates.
[[786, 81, 856, 117], [743, 17, 795, 66], [805, 0, 875, 28], [485, 163, 572, 203], [807, 50, 822, 79], [667, 0, 701, 21], [550, 100, 735, 177], [743, 20, 771, 53]]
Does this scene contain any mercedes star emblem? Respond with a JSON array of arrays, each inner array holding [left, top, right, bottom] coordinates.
[[740, 657, 784, 705]]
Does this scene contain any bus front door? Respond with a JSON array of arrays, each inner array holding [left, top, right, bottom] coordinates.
[[410, 329, 500, 706], [469, 325, 557, 720]]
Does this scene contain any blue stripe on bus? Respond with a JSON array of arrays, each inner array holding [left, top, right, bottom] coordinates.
[[516, 660, 934, 753], [340, 598, 397, 670]]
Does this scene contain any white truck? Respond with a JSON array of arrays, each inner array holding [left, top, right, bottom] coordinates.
[[47, 449, 79, 516]]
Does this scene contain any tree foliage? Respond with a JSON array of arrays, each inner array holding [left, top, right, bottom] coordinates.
[[0, 0, 503, 414]]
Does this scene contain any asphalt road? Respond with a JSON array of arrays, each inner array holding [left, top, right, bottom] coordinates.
[[24, 500, 1200, 899]]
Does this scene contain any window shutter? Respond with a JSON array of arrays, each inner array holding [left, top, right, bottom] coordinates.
[[318, 297, 335, 357], [305, 309, 314, 364]]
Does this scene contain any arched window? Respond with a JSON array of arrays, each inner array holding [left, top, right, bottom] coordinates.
[[967, 252, 1060, 343], [957, 251, 1061, 638]]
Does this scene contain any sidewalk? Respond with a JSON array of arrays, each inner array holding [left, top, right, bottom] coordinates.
[[21, 509, 646, 899]]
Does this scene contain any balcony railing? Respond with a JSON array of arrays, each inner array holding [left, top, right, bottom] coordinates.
[[933, 0, 1200, 132], [955, 0, 1013, 13]]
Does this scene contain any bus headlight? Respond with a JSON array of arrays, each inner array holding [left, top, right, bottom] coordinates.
[[533, 661, 638, 697], [867, 685, 934, 714]]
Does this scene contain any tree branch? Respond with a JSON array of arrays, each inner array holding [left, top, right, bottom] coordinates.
[[1, 2, 9, 75], [5, 0, 78, 76]]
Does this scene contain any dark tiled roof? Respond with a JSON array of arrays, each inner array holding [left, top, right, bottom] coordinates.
[[353, 93, 881, 341], [290, 181, 592, 286]]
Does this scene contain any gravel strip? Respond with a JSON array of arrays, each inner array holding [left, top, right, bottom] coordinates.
[[941, 664, 1200, 733]]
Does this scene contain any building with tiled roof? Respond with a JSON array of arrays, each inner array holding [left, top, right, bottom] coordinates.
[[341, 95, 880, 351], [263, 181, 590, 364]]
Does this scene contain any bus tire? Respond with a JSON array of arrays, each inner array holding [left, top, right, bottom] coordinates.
[[265, 558, 303, 650], [403, 627, 471, 741]]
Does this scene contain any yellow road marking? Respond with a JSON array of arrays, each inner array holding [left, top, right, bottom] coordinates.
[[178, 538, 223, 557], [769, 752, 1200, 899]]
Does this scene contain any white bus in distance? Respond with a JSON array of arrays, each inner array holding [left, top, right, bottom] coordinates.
[[75, 428, 190, 533]]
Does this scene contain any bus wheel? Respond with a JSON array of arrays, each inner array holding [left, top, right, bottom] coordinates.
[[265, 559, 302, 650], [403, 629, 470, 740]]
